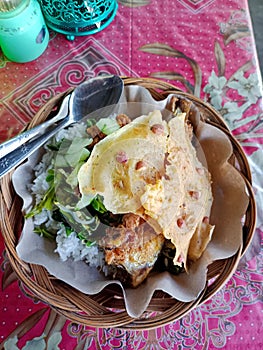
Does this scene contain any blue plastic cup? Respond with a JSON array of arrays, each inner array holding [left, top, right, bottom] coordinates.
[[0, 0, 49, 63]]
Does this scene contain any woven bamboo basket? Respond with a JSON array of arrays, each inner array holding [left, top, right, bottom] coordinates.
[[0, 77, 256, 330]]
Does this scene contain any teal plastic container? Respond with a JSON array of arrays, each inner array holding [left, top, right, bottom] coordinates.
[[0, 0, 49, 63]]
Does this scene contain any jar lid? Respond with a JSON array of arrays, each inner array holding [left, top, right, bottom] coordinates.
[[0, 0, 28, 18]]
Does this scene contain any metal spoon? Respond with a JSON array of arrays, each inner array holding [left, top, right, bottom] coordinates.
[[0, 75, 122, 158], [0, 75, 123, 178]]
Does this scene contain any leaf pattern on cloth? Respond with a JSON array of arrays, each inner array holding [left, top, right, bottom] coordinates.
[[0, 309, 66, 350], [3, 333, 62, 350], [203, 7, 262, 136], [0, 309, 47, 349], [139, 43, 202, 97], [64, 261, 263, 349], [1, 252, 18, 290], [214, 40, 226, 77], [220, 9, 250, 46], [203, 64, 262, 134]]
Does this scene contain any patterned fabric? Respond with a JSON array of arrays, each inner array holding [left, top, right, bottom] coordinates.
[[0, 0, 262, 348], [178, 0, 217, 13]]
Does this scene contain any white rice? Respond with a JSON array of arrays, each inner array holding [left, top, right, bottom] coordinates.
[[55, 225, 101, 266], [55, 122, 87, 142], [28, 122, 103, 267], [33, 209, 51, 226]]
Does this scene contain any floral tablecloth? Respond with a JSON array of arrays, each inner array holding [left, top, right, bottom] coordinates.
[[0, 0, 262, 349]]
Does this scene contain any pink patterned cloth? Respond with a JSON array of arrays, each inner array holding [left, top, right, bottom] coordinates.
[[0, 0, 262, 348]]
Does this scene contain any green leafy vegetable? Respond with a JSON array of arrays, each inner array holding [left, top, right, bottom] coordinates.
[[96, 117, 120, 135], [91, 196, 107, 214], [34, 226, 56, 241], [25, 170, 56, 219], [46, 139, 64, 151], [54, 137, 91, 168], [26, 116, 121, 247], [77, 231, 96, 246], [76, 193, 95, 210], [66, 161, 85, 188], [63, 137, 91, 167]]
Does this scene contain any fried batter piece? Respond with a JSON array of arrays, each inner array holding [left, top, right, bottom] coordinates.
[[86, 114, 131, 150], [116, 113, 131, 127], [79, 107, 214, 286], [86, 125, 106, 149]]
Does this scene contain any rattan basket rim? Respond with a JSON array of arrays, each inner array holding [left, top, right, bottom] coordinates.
[[0, 76, 256, 330]]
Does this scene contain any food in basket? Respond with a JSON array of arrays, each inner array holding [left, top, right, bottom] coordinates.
[[25, 104, 214, 288]]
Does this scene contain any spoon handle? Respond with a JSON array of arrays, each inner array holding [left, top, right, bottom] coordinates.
[[0, 117, 69, 179], [0, 95, 70, 158]]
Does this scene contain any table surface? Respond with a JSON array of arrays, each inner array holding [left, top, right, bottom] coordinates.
[[0, 0, 262, 349]]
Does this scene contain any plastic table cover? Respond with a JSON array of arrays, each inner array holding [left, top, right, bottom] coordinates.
[[0, 0, 262, 349]]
